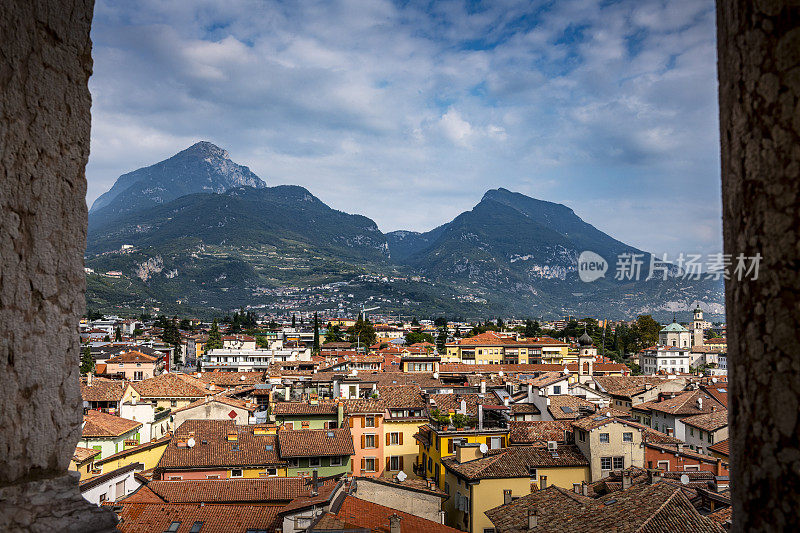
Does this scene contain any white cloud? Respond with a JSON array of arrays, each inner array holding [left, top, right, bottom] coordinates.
[[87, 0, 721, 257]]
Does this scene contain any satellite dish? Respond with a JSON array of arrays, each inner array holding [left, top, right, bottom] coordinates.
[[187, 437, 196, 448], [396, 471, 407, 482], [711, 377, 718, 383], [680, 474, 690, 485], [479, 443, 488, 454], [240, 375, 246, 381]]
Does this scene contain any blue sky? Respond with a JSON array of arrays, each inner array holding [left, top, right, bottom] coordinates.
[[87, 0, 721, 258]]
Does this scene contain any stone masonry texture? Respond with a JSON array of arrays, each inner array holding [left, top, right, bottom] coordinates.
[[0, 0, 116, 530], [717, 1, 800, 531]]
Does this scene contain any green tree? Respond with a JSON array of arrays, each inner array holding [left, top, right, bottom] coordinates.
[[524, 319, 541, 338], [496, 317, 505, 330], [635, 315, 661, 349], [291, 314, 296, 328], [411, 317, 420, 327], [434, 317, 448, 328], [406, 330, 434, 345], [206, 319, 223, 350], [132, 327, 143, 339], [179, 318, 193, 331], [114, 327, 122, 341], [436, 327, 448, 353], [80, 345, 94, 374], [313, 312, 320, 354], [325, 324, 345, 343], [162, 316, 183, 360], [255, 335, 269, 348], [102, 335, 111, 342], [347, 315, 377, 348]]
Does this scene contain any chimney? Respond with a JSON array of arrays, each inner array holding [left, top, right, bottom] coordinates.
[[527, 508, 538, 530], [389, 514, 401, 533], [460, 399, 467, 415], [480, 380, 486, 394], [86, 372, 93, 386], [573, 483, 581, 494], [621, 471, 632, 490], [696, 397, 703, 410], [311, 470, 319, 496], [581, 482, 588, 497], [715, 458, 723, 476], [527, 383, 534, 403], [477, 404, 484, 431], [504, 489, 512, 504], [676, 443, 684, 453], [503, 397, 510, 407], [337, 401, 344, 428]]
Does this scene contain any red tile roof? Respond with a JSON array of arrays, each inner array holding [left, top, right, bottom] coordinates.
[[133, 373, 209, 399], [81, 377, 127, 402], [106, 350, 159, 364], [442, 445, 588, 480], [326, 494, 463, 532], [115, 503, 283, 533], [508, 421, 573, 444], [158, 420, 283, 471], [82, 410, 142, 438], [124, 477, 338, 503], [708, 439, 730, 457], [277, 428, 355, 458]]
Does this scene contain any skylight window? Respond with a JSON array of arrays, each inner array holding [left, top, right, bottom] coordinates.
[[561, 406, 573, 413], [189, 522, 204, 533], [165, 522, 181, 533]]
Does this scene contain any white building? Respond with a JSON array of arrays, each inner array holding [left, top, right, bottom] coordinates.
[[202, 346, 311, 372], [658, 319, 692, 348], [640, 346, 691, 375], [79, 463, 144, 505]]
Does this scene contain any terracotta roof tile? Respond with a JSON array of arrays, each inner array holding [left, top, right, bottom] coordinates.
[[133, 373, 210, 399], [277, 428, 355, 458], [708, 439, 730, 457], [508, 421, 572, 444], [545, 395, 597, 419], [115, 503, 283, 533], [73, 446, 101, 463], [127, 477, 338, 503], [443, 445, 588, 480], [82, 410, 142, 438], [106, 350, 159, 364], [328, 494, 462, 532], [680, 410, 729, 432], [158, 420, 284, 471], [81, 377, 127, 402], [273, 401, 339, 416]]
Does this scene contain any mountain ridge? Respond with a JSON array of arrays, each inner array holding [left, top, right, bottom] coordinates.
[[85, 144, 724, 319]]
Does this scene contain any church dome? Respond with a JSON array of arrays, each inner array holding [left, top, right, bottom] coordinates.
[[578, 331, 594, 346]]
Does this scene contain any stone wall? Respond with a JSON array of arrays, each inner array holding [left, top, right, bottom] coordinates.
[[0, 0, 116, 530], [717, 1, 800, 531]]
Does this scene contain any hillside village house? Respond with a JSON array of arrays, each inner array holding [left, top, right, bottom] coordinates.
[[95, 433, 173, 474], [571, 416, 646, 481], [156, 420, 287, 480], [442, 443, 590, 533], [277, 428, 354, 478], [105, 350, 162, 381], [658, 319, 692, 348], [172, 394, 257, 428], [677, 410, 729, 454], [127, 372, 211, 410], [632, 389, 727, 439], [639, 346, 692, 374], [77, 410, 143, 460], [444, 331, 569, 365], [70, 447, 102, 481]]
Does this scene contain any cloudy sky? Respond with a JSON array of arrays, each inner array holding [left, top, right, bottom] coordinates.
[[87, 0, 721, 258]]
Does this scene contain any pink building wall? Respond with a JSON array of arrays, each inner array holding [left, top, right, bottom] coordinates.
[[349, 413, 385, 478]]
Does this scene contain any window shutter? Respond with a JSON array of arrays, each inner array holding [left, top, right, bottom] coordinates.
[[501, 436, 506, 448], [399, 432, 403, 445], [386, 457, 391, 471], [361, 416, 366, 427], [361, 434, 365, 449], [349, 417, 354, 428], [399, 456, 404, 469], [324, 421, 329, 429], [361, 458, 366, 471], [285, 422, 293, 430], [448, 439, 454, 454], [386, 433, 391, 446]]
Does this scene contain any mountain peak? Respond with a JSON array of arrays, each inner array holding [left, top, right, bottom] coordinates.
[[88, 142, 266, 222], [183, 141, 230, 159]]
